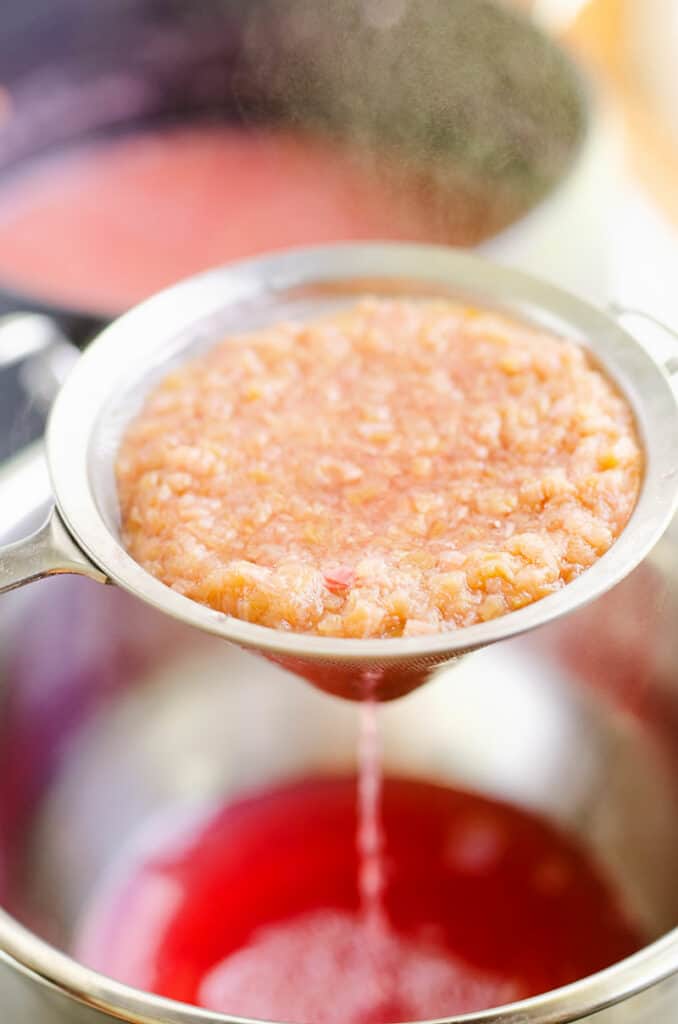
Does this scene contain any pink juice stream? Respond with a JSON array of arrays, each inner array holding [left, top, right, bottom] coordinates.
[[356, 699, 393, 1016], [357, 699, 387, 939]]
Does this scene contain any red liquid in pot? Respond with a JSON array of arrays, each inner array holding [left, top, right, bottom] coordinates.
[[75, 776, 643, 1023], [0, 126, 459, 313]]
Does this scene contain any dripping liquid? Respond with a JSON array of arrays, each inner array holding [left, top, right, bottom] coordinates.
[[357, 698, 387, 939]]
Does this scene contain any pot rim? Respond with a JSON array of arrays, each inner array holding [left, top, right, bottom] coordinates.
[[42, 243, 678, 672], [1, 909, 677, 1023]]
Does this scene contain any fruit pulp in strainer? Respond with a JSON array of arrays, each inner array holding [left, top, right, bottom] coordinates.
[[116, 299, 642, 639]]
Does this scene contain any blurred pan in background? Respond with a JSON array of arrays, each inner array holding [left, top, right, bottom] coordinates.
[[0, 0, 611, 459]]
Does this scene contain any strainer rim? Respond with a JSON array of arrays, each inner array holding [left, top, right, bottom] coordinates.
[[45, 242, 678, 667]]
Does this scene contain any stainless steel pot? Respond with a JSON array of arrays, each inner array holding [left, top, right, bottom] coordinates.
[[0, 3, 670, 1020], [1, 445, 678, 1023], [0, 278, 677, 1021]]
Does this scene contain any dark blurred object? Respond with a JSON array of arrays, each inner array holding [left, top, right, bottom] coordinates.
[[0, 300, 101, 461], [0, 366, 42, 464]]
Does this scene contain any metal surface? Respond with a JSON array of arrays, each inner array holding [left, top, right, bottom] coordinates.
[[0, 243, 677, 701], [609, 304, 678, 375], [0, 314, 72, 372], [0, 253, 678, 1018], [0, 4, 669, 1020], [1, 509, 678, 1022], [0, 306, 93, 463], [0, 315, 99, 585], [0, 508, 106, 593], [0, 441, 50, 542]]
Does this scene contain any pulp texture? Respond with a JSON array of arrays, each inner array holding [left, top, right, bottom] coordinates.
[[117, 299, 642, 638]]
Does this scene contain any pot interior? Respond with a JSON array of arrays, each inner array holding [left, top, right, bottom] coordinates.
[[1, 512, 678, 1020]]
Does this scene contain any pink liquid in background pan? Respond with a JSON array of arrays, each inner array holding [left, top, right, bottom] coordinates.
[[0, 126, 462, 313], [75, 776, 644, 1024]]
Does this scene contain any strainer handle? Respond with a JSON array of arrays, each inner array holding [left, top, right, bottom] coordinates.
[[0, 505, 108, 594], [0, 311, 109, 593], [608, 304, 678, 375]]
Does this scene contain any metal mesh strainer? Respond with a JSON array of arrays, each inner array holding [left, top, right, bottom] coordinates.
[[1, 243, 677, 700]]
